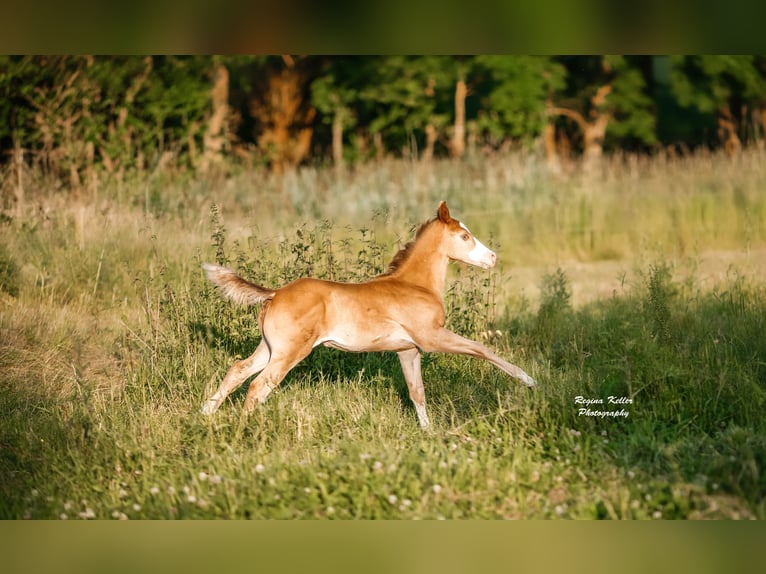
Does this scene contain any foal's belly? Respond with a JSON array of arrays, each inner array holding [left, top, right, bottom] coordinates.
[[314, 321, 417, 353]]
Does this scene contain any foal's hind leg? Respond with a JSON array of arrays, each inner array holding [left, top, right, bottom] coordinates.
[[397, 348, 430, 429], [201, 341, 271, 415], [243, 342, 314, 411]]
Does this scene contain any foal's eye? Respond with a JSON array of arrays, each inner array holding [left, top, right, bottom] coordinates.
[[461, 233, 470, 241]]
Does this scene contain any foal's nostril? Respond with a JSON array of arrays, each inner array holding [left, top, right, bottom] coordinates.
[[490, 252, 497, 264]]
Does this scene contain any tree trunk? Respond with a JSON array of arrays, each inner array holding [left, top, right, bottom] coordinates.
[[249, 60, 315, 174], [450, 78, 467, 158], [373, 131, 384, 161], [718, 104, 741, 156], [332, 108, 344, 171], [547, 84, 612, 174], [201, 62, 230, 174], [422, 123, 437, 162]]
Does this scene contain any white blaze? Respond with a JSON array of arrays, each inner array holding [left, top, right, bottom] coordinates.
[[460, 222, 496, 268]]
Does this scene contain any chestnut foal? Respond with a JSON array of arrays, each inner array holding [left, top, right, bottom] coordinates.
[[201, 201, 535, 428]]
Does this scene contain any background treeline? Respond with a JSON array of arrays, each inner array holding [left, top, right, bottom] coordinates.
[[2, 55, 766, 186]]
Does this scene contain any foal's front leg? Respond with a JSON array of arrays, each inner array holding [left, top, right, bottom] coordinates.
[[424, 328, 536, 388], [397, 347, 430, 429]]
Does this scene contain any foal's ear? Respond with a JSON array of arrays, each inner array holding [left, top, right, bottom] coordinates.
[[437, 201, 452, 223]]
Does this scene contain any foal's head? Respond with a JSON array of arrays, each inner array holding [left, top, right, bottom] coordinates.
[[435, 201, 497, 269]]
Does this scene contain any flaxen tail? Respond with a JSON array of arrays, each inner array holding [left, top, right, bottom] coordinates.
[[202, 263, 276, 306]]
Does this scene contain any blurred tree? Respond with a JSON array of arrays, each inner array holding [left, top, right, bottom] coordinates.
[[667, 55, 766, 154], [246, 55, 320, 173], [473, 56, 566, 149], [359, 56, 453, 160], [548, 56, 656, 171], [310, 56, 370, 170]]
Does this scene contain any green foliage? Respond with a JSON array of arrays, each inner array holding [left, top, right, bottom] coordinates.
[[474, 56, 565, 145]]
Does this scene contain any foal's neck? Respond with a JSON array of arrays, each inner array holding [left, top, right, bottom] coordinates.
[[389, 230, 449, 296]]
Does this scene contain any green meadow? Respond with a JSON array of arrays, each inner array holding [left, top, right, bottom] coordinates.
[[1, 150, 765, 519]]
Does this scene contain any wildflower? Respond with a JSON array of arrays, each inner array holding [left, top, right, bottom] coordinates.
[[132, 503, 142, 512], [198, 471, 209, 481], [531, 470, 540, 482], [569, 429, 581, 437], [555, 505, 565, 517], [183, 485, 191, 495], [79, 508, 96, 520], [401, 499, 412, 507], [197, 499, 209, 509], [326, 506, 335, 515], [627, 470, 635, 479], [438, 461, 448, 469], [60, 513, 68, 520], [652, 511, 662, 519], [387, 494, 398, 505], [187, 495, 196, 504], [432, 484, 442, 494], [630, 500, 640, 509], [167, 486, 176, 495], [63, 501, 74, 511], [150, 486, 160, 495], [303, 487, 311, 494], [31, 489, 39, 498], [210, 475, 223, 484], [255, 464, 265, 474], [119, 488, 128, 498], [373, 461, 383, 471]]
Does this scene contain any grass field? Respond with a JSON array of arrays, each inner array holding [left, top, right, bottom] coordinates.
[[1, 149, 765, 519]]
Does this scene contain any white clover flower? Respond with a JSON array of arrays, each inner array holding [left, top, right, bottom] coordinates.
[[255, 464, 265, 474], [387, 494, 398, 505], [432, 484, 442, 494], [150, 486, 160, 495], [132, 503, 141, 512], [198, 471, 209, 481], [60, 513, 68, 520]]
